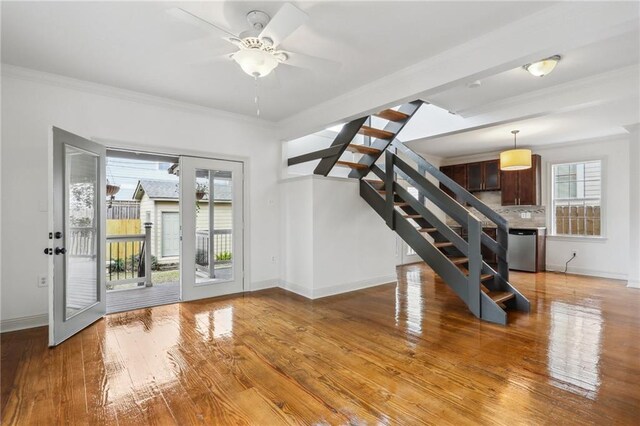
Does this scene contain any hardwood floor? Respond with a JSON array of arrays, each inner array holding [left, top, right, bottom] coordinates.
[[2, 264, 639, 425]]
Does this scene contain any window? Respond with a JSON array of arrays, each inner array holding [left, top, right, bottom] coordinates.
[[551, 160, 602, 236]]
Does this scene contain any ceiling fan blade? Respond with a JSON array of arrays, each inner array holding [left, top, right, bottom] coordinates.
[[282, 51, 341, 74], [166, 7, 239, 39], [258, 3, 308, 47]]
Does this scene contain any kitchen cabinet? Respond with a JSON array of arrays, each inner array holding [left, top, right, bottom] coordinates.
[[456, 226, 498, 265], [463, 160, 501, 192], [500, 154, 541, 206], [440, 164, 467, 200], [481, 228, 498, 265]]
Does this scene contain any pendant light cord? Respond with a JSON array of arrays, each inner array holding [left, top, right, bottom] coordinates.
[[254, 74, 260, 117], [511, 129, 520, 149]]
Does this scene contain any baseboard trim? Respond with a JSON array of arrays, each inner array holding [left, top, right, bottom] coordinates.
[[280, 280, 313, 299], [248, 279, 280, 292], [1, 313, 48, 333], [628, 279, 640, 289], [546, 265, 627, 281], [312, 275, 398, 299]]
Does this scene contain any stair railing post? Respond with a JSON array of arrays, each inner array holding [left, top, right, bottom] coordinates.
[[467, 214, 482, 318], [385, 150, 395, 230], [496, 227, 509, 281]]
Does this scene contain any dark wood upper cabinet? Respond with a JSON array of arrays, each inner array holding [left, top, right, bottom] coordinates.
[[466, 160, 500, 192], [466, 163, 483, 191], [483, 160, 501, 190], [500, 169, 518, 206], [500, 154, 541, 206], [440, 164, 467, 200]]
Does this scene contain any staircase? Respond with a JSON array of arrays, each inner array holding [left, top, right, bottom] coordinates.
[[287, 101, 530, 325]]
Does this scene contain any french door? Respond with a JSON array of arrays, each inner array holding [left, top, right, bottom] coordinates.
[[180, 156, 244, 301], [396, 237, 421, 265], [50, 128, 106, 346]]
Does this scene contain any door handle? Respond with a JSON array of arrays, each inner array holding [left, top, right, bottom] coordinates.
[[54, 247, 67, 255]]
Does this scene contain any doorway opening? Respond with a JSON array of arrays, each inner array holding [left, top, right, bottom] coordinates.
[[103, 150, 181, 314]]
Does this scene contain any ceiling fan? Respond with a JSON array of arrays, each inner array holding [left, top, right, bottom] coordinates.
[[167, 3, 339, 79]]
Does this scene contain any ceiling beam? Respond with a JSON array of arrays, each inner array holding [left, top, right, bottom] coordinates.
[[277, 2, 639, 141]]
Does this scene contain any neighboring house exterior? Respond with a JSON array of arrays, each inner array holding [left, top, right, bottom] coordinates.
[[133, 179, 232, 263]]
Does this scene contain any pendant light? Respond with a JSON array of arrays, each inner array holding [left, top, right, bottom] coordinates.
[[500, 130, 531, 171]]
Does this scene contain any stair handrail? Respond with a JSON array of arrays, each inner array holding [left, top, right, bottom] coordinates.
[[372, 154, 484, 317], [389, 139, 510, 281], [390, 140, 508, 229]]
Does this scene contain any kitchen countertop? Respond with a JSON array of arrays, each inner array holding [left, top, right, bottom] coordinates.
[[509, 226, 547, 231]]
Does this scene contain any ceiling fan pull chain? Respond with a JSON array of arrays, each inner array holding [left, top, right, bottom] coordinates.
[[254, 74, 260, 117]]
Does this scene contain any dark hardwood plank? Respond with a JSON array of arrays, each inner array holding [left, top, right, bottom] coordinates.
[[2, 265, 639, 424]]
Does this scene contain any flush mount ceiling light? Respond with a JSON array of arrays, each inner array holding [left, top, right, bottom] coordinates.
[[523, 55, 561, 77], [500, 130, 532, 171]]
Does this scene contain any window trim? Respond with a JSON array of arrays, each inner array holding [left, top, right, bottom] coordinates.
[[547, 157, 606, 239]]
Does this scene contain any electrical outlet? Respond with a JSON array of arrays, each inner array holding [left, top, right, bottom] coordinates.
[[37, 274, 48, 288], [271, 255, 277, 264]]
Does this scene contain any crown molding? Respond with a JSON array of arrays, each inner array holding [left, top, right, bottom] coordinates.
[[1, 64, 277, 129]]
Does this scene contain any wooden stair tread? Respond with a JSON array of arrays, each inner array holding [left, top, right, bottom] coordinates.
[[488, 291, 515, 304], [403, 214, 422, 219], [480, 274, 494, 282], [448, 257, 469, 265], [358, 126, 395, 140], [345, 144, 382, 155], [419, 227, 437, 233], [375, 109, 410, 122], [335, 160, 368, 170], [395, 202, 410, 207], [434, 242, 454, 248]]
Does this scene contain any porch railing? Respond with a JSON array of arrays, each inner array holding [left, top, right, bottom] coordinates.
[[69, 221, 153, 290], [195, 229, 232, 274]]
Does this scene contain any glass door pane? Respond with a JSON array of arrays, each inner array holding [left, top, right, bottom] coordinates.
[[194, 169, 234, 284], [180, 156, 243, 302], [65, 145, 100, 319]]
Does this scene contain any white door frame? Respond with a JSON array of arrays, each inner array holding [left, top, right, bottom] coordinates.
[[49, 127, 107, 346], [180, 156, 245, 301], [100, 139, 252, 292]]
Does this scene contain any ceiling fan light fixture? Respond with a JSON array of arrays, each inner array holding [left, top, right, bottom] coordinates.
[[232, 48, 279, 78], [523, 55, 561, 77]]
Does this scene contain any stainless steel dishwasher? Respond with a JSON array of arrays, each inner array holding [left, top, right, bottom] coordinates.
[[508, 229, 537, 272]]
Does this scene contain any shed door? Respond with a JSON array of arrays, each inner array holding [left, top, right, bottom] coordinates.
[[162, 212, 180, 257]]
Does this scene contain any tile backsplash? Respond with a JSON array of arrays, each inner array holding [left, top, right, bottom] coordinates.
[[448, 191, 546, 228]]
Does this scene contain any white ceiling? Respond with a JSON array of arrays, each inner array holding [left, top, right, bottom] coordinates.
[[426, 31, 640, 116], [1, 1, 555, 121], [405, 97, 639, 159], [402, 26, 640, 158]]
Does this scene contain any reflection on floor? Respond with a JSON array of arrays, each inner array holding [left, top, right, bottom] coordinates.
[[106, 282, 180, 314], [2, 264, 639, 424], [106, 267, 233, 314]]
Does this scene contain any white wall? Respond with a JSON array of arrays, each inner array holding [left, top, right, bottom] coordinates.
[[1, 67, 282, 327], [627, 124, 640, 288], [281, 175, 397, 298], [421, 135, 631, 280], [539, 137, 629, 279]]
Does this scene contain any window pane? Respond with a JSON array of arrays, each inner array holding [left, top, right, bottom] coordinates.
[[555, 182, 570, 198], [552, 160, 601, 236]]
